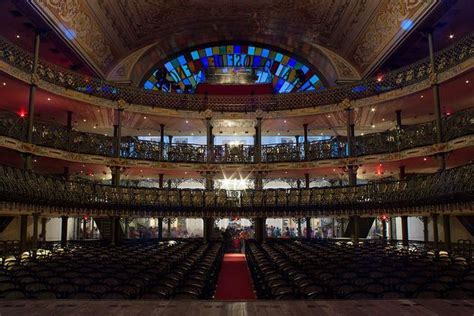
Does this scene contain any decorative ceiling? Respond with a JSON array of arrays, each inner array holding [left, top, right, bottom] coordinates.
[[29, 0, 436, 84]]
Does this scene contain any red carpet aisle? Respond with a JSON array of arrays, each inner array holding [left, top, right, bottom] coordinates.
[[214, 254, 256, 300]]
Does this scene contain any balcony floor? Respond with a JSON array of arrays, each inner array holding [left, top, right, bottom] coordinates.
[[0, 299, 473, 315]]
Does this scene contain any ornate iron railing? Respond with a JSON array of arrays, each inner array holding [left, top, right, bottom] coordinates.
[[0, 33, 472, 112], [0, 164, 472, 214], [0, 108, 472, 163]]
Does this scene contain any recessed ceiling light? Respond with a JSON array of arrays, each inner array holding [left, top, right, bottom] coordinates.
[[420, 95, 424, 98], [320, 132, 323, 136], [361, 133, 364, 136], [16, 35, 20, 39], [283, 120, 287, 123], [277, 132, 281, 136], [371, 108, 376, 112], [184, 171, 188, 175], [191, 133, 194, 136], [449, 34, 454, 39], [2, 82, 6, 86], [466, 80, 470, 84], [327, 115, 331, 118], [47, 97, 51, 101], [93, 125, 97, 129], [148, 133, 151, 136], [371, 124, 375, 128], [143, 116, 147, 119], [185, 120, 189, 124], [83, 119, 87, 122], [382, 118, 385, 121], [104, 133, 108, 136], [423, 157, 427, 161]]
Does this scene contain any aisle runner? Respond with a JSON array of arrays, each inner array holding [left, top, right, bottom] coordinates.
[[214, 253, 256, 300]]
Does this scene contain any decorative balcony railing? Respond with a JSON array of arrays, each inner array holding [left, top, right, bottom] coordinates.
[[0, 108, 473, 164], [0, 33, 472, 112], [0, 164, 472, 215]]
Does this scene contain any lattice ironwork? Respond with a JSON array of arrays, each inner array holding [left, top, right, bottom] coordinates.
[[0, 33, 472, 112], [0, 163, 472, 217], [0, 108, 472, 164]]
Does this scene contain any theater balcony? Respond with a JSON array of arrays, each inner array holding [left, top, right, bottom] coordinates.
[[0, 0, 473, 313]]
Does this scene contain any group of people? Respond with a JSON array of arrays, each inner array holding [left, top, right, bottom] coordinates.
[[128, 226, 201, 239], [266, 225, 335, 239]]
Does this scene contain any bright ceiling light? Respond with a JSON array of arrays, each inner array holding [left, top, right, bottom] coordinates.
[[449, 34, 454, 39]]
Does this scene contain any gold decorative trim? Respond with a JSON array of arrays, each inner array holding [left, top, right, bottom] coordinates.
[[0, 134, 472, 173]]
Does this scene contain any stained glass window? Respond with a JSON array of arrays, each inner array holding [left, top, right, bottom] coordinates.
[[143, 44, 324, 94]]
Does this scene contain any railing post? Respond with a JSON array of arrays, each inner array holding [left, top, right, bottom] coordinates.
[[158, 173, 164, 189], [304, 173, 310, 189], [41, 217, 47, 241], [24, 31, 41, 170], [427, 31, 446, 171], [297, 218, 302, 237], [303, 123, 309, 160], [255, 116, 262, 163], [82, 218, 87, 239], [346, 107, 357, 186], [158, 218, 163, 239], [396, 110, 402, 128], [443, 214, 452, 251], [255, 217, 266, 242], [160, 123, 165, 161], [432, 213, 439, 249], [399, 165, 406, 180], [32, 213, 39, 249], [306, 217, 311, 239], [206, 114, 213, 162], [61, 215, 68, 248], [66, 110, 73, 150], [401, 215, 409, 246], [382, 219, 387, 240], [254, 171, 263, 190], [423, 216, 429, 243]]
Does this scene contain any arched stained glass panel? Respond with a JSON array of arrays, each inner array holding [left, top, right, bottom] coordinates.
[[143, 44, 324, 94]]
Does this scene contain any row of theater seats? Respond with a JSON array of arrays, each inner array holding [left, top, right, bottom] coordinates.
[[0, 239, 223, 299], [246, 239, 474, 299]]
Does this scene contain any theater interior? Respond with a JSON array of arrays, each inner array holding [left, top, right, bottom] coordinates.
[[0, 0, 473, 315]]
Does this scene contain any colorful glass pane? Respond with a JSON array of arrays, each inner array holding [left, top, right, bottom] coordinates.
[[143, 43, 323, 94]]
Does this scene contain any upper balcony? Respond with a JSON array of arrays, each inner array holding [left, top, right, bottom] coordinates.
[[0, 33, 472, 114]]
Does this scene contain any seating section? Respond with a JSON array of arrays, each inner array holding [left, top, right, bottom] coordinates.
[[0, 240, 223, 299], [246, 239, 474, 299]]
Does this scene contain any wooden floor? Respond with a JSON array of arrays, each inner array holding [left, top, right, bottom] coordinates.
[[0, 299, 473, 316]]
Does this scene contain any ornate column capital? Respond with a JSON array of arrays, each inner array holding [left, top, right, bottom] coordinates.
[[30, 73, 40, 86], [429, 72, 439, 85], [116, 99, 128, 111], [202, 109, 213, 119], [255, 109, 265, 119], [340, 98, 352, 110]]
